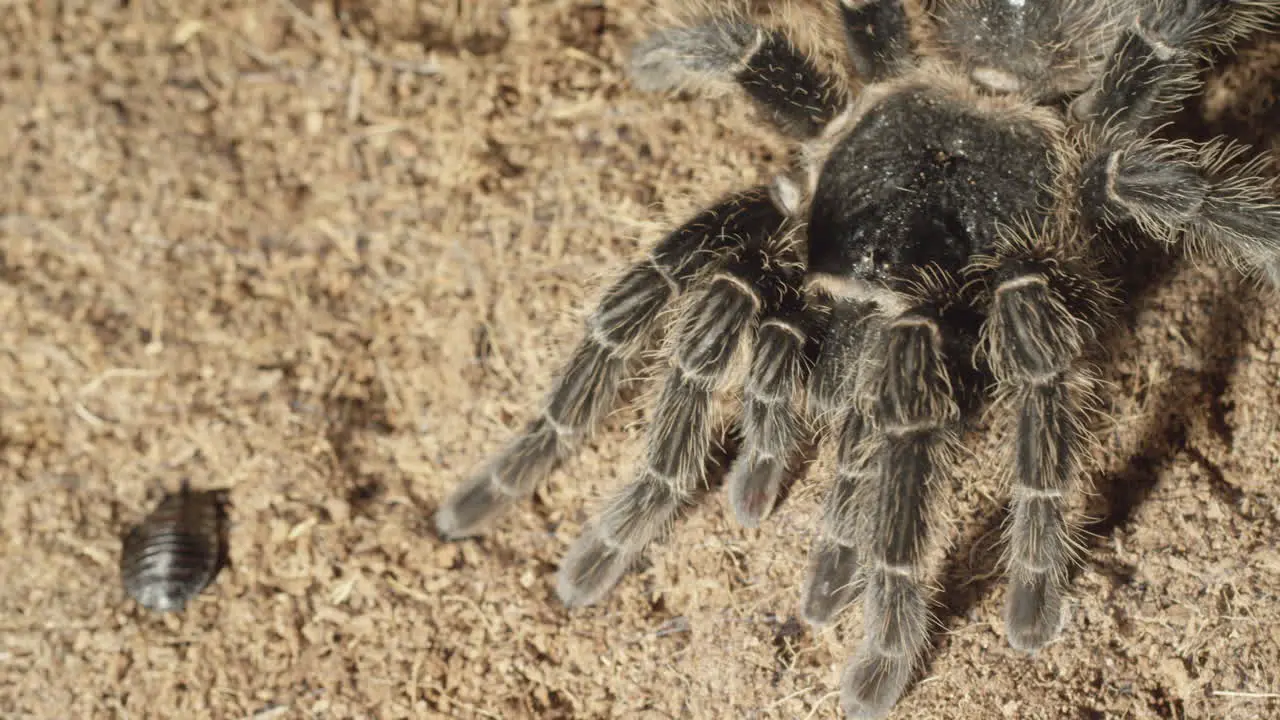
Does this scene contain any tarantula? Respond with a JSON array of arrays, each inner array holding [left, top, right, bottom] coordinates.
[[438, 0, 1280, 716]]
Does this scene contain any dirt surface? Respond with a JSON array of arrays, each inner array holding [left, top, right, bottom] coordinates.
[[2, 1, 1279, 719]]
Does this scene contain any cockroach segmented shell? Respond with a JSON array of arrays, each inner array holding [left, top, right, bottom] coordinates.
[[120, 484, 227, 612]]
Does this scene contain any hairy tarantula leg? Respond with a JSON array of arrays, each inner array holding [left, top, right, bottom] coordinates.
[[802, 408, 872, 624], [727, 288, 812, 527], [557, 238, 792, 606], [436, 189, 787, 539], [630, 19, 847, 138], [1083, 136, 1280, 283], [980, 245, 1105, 652], [807, 296, 881, 420], [1080, 0, 1278, 127], [800, 298, 882, 623], [842, 298, 963, 719], [839, 0, 912, 82]]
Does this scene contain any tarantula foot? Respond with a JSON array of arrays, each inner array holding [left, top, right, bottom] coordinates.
[[840, 649, 914, 720], [1005, 574, 1065, 652], [437, 419, 564, 539], [800, 540, 864, 625], [433, 473, 510, 541], [727, 453, 787, 527], [555, 529, 634, 607]]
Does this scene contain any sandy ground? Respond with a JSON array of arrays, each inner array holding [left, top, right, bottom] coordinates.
[[2, 1, 1278, 719]]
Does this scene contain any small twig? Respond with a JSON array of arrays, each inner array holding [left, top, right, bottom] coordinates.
[[1212, 690, 1280, 699], [78, 367, 163, 396], [347, 62, 363, 121], [73, 403, 109, 428], [761, 684, 821, 712], [561, 46, 613, 72], [801, 690, 841, 720], [246, 705, 291, 720]]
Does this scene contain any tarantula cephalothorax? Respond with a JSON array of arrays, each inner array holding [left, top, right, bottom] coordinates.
[[438, 0, 1280, 716]]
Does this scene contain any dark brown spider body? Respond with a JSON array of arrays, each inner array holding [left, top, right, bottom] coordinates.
[[807, 82, 1062, 284]]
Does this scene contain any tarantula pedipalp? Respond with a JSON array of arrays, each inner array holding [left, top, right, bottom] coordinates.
[[437, 0, 1280, 717]]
